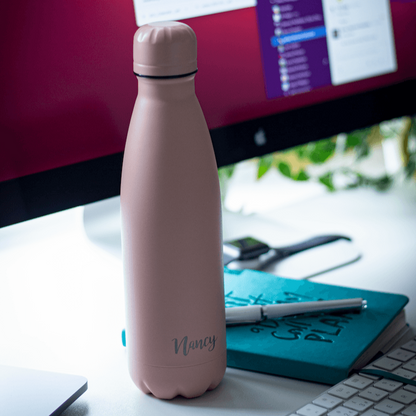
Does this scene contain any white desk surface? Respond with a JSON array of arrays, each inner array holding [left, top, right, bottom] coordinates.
[[1, 182, 416, 415]]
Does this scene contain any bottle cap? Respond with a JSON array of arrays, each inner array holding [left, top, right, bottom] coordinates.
[[133, 21, 197, 78]]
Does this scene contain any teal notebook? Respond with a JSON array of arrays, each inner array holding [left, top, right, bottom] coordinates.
[[224, 268, 409, 385]]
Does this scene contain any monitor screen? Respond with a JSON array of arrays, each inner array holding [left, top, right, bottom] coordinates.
[[1, 0, 415, 227]]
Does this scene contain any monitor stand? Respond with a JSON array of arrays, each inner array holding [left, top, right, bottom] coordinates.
[[83, 196, 360, 279], [82, 195, 315, 260]]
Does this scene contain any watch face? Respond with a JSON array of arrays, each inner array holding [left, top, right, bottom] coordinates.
[[227, 237, 270, 260]]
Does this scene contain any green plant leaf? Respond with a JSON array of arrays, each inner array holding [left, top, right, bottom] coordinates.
[[355, 142, 370, 160], [294, 145, 308, 159], [318, 172, 335, 191], [410, 116, 416, 136], [346, 134, 362, 148], [278, 161, 292, 178], [257, 155, 274, 179], [294, 170, 310, 181], [218, 164, 236, 179], [372, 175, 393, 191], [405, 158, 416, 179], [307, 139, 336, 164]]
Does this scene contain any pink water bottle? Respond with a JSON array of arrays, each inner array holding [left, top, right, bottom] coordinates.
[[120, 21, 227, 399]]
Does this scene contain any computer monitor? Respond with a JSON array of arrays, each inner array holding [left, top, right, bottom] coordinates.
[[1, 0, 415, 228]]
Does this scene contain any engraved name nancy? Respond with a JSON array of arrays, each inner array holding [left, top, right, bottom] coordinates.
[[172, 335, 217, 356]]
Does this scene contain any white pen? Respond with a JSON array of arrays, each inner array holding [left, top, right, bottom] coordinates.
[[225, 297, 367, 325]]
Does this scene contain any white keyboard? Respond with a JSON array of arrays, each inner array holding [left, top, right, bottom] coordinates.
[[288, 337, 416, 416]]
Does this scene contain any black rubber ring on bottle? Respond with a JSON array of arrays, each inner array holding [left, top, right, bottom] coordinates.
[[133, 69, 198, 79]]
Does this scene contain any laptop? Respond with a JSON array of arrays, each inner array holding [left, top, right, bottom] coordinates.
[[0, 365, 88, 416]]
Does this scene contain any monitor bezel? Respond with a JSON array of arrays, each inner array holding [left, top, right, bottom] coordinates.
[[1, 79, 414, 228]]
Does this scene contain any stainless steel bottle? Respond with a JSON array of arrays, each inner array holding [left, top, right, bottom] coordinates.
[[120, 21, 226, 399]]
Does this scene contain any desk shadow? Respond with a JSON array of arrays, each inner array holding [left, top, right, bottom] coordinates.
[[62, 399, 89, 416]]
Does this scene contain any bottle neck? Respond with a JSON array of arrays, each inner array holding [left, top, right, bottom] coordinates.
[[137, 74, 196, 101]]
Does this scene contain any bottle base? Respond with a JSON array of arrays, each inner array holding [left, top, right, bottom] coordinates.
[[129, 352, 227, 399]]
